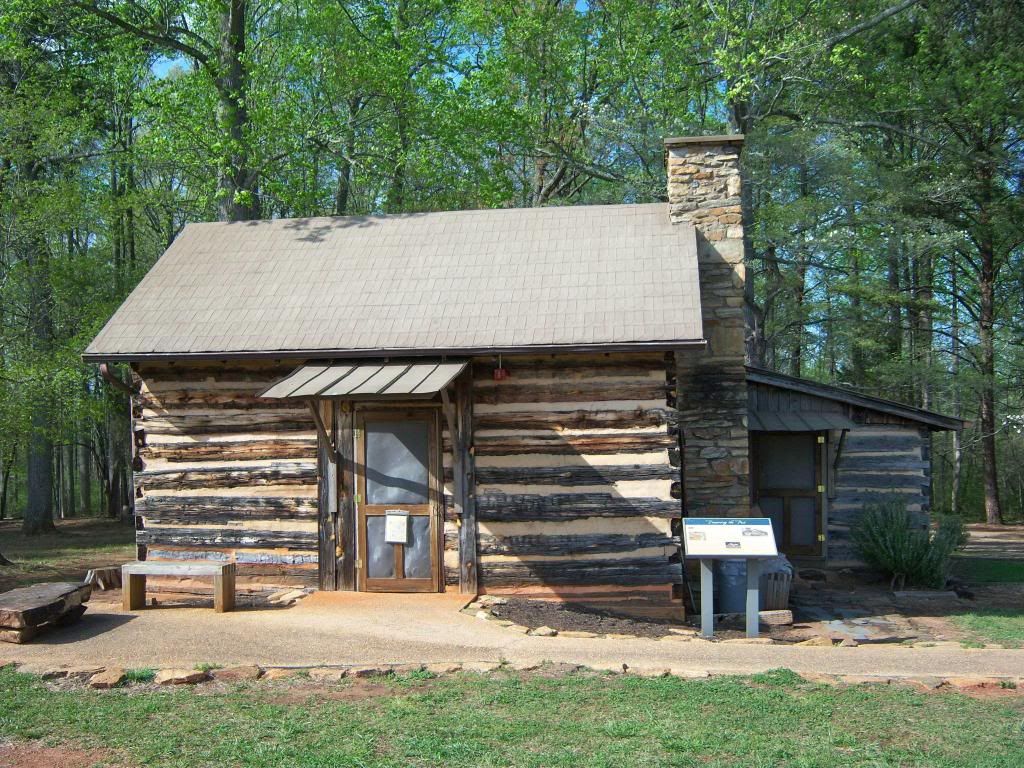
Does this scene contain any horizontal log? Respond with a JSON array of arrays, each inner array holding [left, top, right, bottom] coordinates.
[[474, 382, 670, 405], [836, 456, 927, 471], [475, 409, 673, 431], [478, 532, 675, 556], [471, 357, 665, 380], [138, 495, 317, 522], [141, 413, 313, 436], [473, 464, 677, 486], [140, 391, 298, 410], [137, 462, 317, 491], [480, 557, 681, 587], [147, 549, 317, 567], [841, 433, 923, 452], [836, 473, 926, 490], [138, 527, 317, 550], [830, 492, 927, 507], [477, 493, 680, 521], [466, 432, 675, 456], [142, 438, 317, 463]]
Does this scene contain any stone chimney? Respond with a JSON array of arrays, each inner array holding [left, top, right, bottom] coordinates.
[[665, 135, 749, 517]]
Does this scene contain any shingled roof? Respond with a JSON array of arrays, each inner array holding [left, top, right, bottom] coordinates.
[[84, 203, 703, 361]]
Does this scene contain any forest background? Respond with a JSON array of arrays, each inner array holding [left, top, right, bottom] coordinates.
[[1, 0, 1021, 536]]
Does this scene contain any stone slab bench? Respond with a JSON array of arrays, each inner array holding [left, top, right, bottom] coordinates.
[[121, 562, 235, 613], [0, 582, 91, 643]]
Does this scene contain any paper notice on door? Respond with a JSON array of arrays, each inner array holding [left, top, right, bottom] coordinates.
[[384, 510, 409, 544]]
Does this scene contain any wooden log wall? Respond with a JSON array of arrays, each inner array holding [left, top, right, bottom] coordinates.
[[132, 362, 319, 593], [828, 422, 931, 565], [466, 353, 682, 596]]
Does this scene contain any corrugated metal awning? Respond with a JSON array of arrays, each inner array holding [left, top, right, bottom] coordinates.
[[260, 360, 468, 400], [749, 410, 856, 432]]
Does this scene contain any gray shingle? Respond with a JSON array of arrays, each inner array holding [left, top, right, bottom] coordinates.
[[85, 203, 702, 358]]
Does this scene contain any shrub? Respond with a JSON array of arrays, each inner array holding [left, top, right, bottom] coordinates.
[[851, 502, 966, 589]]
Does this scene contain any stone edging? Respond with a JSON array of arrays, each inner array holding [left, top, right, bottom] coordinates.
[[1, 659, 1019, 694]]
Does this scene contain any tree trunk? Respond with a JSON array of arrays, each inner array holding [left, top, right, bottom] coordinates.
[[215, 0, 260, 222], [78, 440, 92, 516], [978, 267, 1002, 525], [950, 260, 962, 515]]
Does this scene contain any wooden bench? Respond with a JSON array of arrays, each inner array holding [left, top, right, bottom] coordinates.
[[121, 562, 236, 613]]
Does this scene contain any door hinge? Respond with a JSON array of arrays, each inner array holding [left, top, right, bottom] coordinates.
[[817, 534, 826, 542], [335, 545, 343, 557], [817, 484, 825, 493], [817, 435, 825, 444], [355, 559, 363, 568]]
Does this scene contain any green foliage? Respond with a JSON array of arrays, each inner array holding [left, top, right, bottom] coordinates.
[[123, 668, 156, 684], [852, 502, 967, 588]]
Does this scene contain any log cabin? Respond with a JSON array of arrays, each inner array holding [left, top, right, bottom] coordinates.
[[84, 136, 961, 602]]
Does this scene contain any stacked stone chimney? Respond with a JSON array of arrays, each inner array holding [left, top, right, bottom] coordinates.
[[666, 135, 749, 517]]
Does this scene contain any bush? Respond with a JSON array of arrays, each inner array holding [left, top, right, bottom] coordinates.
[[851, 502, 966, 589]]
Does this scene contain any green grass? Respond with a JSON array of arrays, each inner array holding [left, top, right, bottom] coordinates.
[[952, 557, 1024, 584], [951, 609, 1024, 649], [0, 518, 136, 590], [123, 668, 156, 684], [2, 667, 1023, 767]]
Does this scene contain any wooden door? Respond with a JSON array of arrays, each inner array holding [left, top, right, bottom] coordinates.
[[355, 410, 441, 592], [752, 432, 823, 557]]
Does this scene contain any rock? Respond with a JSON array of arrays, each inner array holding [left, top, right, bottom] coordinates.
[[840, 675, 893, 685], [559, 630, 598, 638], [262, 668, 299, 680], [671, 669, 710, 680], [491, 619, 514, 627], [604, 633, 637, 640], [275, 589, 306, 604], [944, 676, 1005, 690], [529, 625, 557, 637], [478, 595, 508, 606], [668, 628, 698, 636], [266, 590, 291, 602], [462, 661, 501, 674], [474, 610, 491, 620], [797, 636, 835, 647], [308, 667, 346, 682], [839, 638, 859, 648], [155, 668, 209, 685], [348, 665, 386, 678], [912, 676, 946, 690], [0, 660, 16, 669], [64, 666, 105, 680], [212, 665, 262, 682], [390, 663, 425, 675], [89, 668, 127, 689], [40, 669, 70, 680], [634, 667, 671, 678], [510, 660, 543, 672], [660, 634, 694, 642], [758, 610, 793, 626], [425, 662, 462, 675], [722, 637, 775, 644]]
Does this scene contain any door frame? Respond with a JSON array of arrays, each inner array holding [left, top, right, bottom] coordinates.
[[353, 406, 444, 592], [751, 431, 824, 557]]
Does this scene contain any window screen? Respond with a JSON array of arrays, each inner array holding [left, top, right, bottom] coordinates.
[[365, 420, 430, 505], [756, 434, 816, 490]]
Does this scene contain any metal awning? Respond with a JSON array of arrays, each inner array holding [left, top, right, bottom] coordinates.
[[748, 410, 856, 432], [260, 360, 468, 400]]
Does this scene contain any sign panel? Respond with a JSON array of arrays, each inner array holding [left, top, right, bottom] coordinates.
[[384, 510, 409, 544], [682, 518, 778, 558]]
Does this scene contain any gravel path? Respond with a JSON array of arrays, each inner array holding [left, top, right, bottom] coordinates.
[[4, 591, 1022, 680]]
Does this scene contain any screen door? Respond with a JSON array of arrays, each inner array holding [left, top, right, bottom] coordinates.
[[356, 411, 440, 592], [752, 432, 823, 556]]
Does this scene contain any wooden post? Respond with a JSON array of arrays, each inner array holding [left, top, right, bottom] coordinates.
[[337, 403, 356, 591], [317, 400, 338, 590], [123, 572, 146, 611], [699, 559, 714, 638], [214, 563, 235, 613], [454, 371, 478, 594], [745, 559, 760, 638]]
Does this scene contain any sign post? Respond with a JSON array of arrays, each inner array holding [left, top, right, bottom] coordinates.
[[682, 518, 778, 638]]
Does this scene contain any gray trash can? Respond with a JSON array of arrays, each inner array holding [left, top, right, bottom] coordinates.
[[715, 556, 794, 613]]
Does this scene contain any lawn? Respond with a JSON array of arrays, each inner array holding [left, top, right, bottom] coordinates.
[[0, 518, 136, 591], [952, 557, 1024, 584], [1, 667, 1023, 767], [951, 609, 1024, 649]]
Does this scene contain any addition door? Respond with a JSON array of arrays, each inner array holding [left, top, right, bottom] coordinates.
[[752, 432, 823, 557], [355, 410, 442, 592]]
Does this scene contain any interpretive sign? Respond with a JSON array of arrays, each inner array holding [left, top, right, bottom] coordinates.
[[682, 518, 778, 558], [384, 511, 409, 544]]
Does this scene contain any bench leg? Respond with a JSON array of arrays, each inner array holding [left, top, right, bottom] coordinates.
[[214, 569, 235, 613], [124, 574, 147, 611]]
